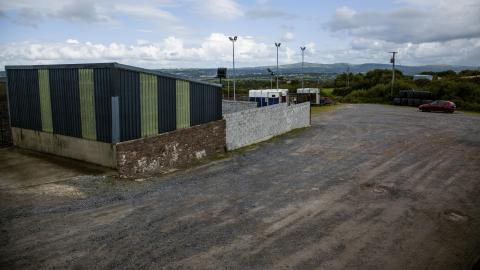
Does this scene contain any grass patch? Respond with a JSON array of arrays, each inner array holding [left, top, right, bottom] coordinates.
[[311, 104, 342, 115], [321, 88, 334, 97], [458, 110, 480, 116], [214, 126, 310, 160]]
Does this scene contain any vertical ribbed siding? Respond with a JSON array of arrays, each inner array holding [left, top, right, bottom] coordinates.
[[6, 64, 222, 143], [176, 80, 190, 129], [79, 69, 97, 140], [190, 82, 222, 126], [49, 69, 82, 138], [6, 69, 42, 130], [189, 82, 204, 126], [38, 69, 53, 133], [94, 68, 112, 143], [158, 76, 176, 133], [140, 73, 158, 137], [118, 69, 140, 141]]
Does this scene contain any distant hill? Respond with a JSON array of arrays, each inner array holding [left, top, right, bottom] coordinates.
[[159, 62, 479, 79]]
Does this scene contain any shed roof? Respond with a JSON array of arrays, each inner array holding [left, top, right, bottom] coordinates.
[[5, 62, 221, 87]]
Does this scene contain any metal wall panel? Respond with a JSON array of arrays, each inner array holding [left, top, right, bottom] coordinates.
[[6, 69, 42, 130], [49, 68, 82, 138], [38, 69, 53, 133], [79, 69, 97, 140], [189, 82, 205, 126], [140, 73, 158, 137], [157, 76, 176, 133], [176, 80, 190, 129], [190, 82, 222, 126], [93, 68, 112, 143], [118, 69, 140, 141], [6, 63, 222, 144]]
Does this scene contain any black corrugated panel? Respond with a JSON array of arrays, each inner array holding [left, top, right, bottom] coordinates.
[[94, 68, 112, 143], [49, 68, 82, 138], [6, 69, 42, 130], [118, 69, 140, 141], [189, 82, 204, 126], [216, 84, 222, 119], [157, 76, 176, 133], [190, 82, 222, 126]]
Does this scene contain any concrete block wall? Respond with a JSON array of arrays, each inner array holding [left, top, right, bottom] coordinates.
[[224, 102, 310, 150], [11, 128, 116, 167], [116, 120, 226, 177], [222, 100, 258, 115]]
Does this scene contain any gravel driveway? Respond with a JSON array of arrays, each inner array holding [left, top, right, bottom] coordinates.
[[1, 104, 480, 269]]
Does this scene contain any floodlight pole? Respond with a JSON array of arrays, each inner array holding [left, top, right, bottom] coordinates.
[[229, 36, 238, 100], [390, 51, 397, 97], [300, 46, 306, 90], [275, 42, 281, 90]]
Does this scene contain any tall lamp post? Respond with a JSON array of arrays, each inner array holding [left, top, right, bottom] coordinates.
[[275, 42, 281, 90], [229, 36, 238, 100], [389, 51, 397, 97], [300, 46, 306, 90]]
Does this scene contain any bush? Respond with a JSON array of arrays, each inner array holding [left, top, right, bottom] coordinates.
[[334, 68, 480, 111]]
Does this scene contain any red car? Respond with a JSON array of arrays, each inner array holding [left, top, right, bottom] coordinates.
[[419, 100, 456, 113]]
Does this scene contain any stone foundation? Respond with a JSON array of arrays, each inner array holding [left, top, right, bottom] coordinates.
[[0, 81, 11, 146], [115, 120, 226, 177]]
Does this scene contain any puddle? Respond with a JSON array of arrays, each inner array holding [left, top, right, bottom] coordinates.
[[361, 182, 391, 194], [373, 186, 388, 193], [444, 210, 469, 223]]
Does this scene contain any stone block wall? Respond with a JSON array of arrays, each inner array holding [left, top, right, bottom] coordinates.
[[115, 119, 226, 177], [0, 81, 12, 146], [222, 100, 258, 114], [223, 102, 310, 150]]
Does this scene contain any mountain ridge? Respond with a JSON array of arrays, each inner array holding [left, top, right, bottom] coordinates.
[[158, 62, 479, 79]]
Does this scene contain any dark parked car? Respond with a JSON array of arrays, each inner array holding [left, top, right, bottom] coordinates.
[[419, 100, 456, 113]]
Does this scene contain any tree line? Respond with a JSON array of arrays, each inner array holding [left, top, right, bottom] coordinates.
[[332, 69, 480, 111]]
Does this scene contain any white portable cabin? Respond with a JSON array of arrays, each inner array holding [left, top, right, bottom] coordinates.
[[413, 74, 433, 81], [248, 89, 283, 107]]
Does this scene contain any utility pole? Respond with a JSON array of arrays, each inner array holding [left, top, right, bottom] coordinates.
[[267, 68, 274, 90], [275, 42, 281, 90], [229, 36, 238, 100], [300, 46, 306, 90], [346, 66, 350, 88], [389, 51, 397, 97]]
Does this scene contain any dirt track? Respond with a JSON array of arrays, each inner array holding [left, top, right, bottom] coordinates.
[[1, 104, 480, 269]]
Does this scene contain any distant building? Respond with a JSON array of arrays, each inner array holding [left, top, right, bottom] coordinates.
[[413, 74, 433, 81]]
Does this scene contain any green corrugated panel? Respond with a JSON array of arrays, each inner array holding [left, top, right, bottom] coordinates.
[[176, 80, 190, 129], [140, 73, 158, 137], [78, 69, 97, 140], [38, 69, 53, 133]]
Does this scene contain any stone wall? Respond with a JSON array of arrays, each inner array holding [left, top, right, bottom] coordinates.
[[115, 120, 226, 177], [0, 81, 12, 146], [223, 102, 310, 150], [222, 100, 258, 115]]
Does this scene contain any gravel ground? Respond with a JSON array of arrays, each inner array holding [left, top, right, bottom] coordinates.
[[1, 104, 480, 270]]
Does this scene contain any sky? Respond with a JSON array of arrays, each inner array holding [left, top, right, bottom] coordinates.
[[0, 0, 479, 70]]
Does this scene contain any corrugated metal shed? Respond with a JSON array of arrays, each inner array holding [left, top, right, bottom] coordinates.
[[6, 62, 222, 143]]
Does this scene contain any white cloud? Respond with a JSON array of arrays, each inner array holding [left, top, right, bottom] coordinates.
[[193, 0, 244, 20], [282, 32, 295, 42], [305, 42, 316, 55], [0, 33, 299, 69], [327, 0, 480, 44], [66, 39, 79, 44], [323, 0, 480, 65]]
